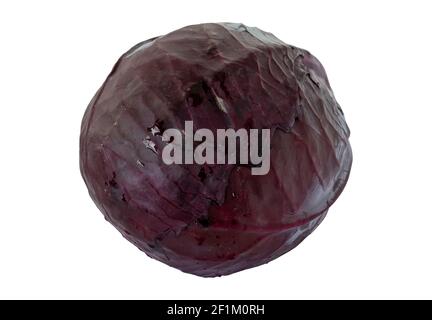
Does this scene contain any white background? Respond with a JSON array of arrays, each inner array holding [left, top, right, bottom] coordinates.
[[1, 0, 431, 300]]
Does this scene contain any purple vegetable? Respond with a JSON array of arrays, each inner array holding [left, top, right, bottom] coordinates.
[[80, 23, 352, 277]]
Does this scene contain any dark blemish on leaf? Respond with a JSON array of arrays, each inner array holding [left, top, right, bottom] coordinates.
[[197, 216, 211, 228], [186, 82, 204, 107], [108, 172, 118, 188], [186, 80, 217, 108], [209, 199, 219, 207]]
